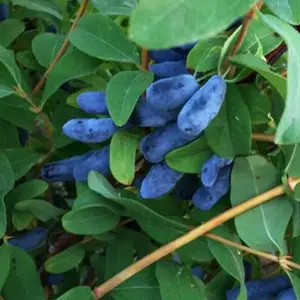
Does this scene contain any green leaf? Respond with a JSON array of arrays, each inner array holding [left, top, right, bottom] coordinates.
[[45, 244, 85, 274], [56, 286, 94, 300], [286, 272, 300, 299], [165, 136, 213, 173], [92, 0, 137, 16], [0, 154, 15, 191], [207, 227, 246, 300], [238, 84, 271, 124], [156, 261, 206, 300], [12, 211, 35, 231], [11, 0, 63, 20], [260, 14, 300, 144], [231, 155, 293, 253], [0, 83, 14, 99], [62, 206, 120, 235], [15, 200, 64, 222], [69, 13, 139, 64], [0, 244, 10, 292], [293, 202, 300, 237], [32, 33, 71, 67], [283, 144, 300, 177], [3, 245, 44, 300], [205, 84, 252, 159], [187, 36, 226, 72], [107, 71, 153, 126], [16, 51, 43, 72], [110, 131, 139, 185], [231, 53, 287, 99], [0, 19, 25, 48], [42, 50, 100, 106], [0, 119, 20, 149], [129, 0, 256, 48], [264, 0, 300, 25], [0, 148, 41, 180]]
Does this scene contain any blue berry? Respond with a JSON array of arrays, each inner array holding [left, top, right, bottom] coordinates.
[[201, 155, 232, 187], [0, 3, 8, 22], [41, 156, 83, 182], [140, 123, 194, 163], [149, 49, 184, 63], [134, 175, 145, 190], [73, 146, 110, 182], [146, 74, 199, 111], [276, 288, 296, 300], [132, 98, 178, 127], [177, 75, 226, 137], [193, 165, 231, 210], [226, 275, 291, 300], [172, 174, 199, 201], [140, 162, 183, 199], [63, 118, 117, 143], [47, 274, 65, 285], [8, 228, 48, 251], [149, 60, 188, 79], [174, 42, 197, 54], [77, 91, 109, 115], [191, 266, 205, 280]]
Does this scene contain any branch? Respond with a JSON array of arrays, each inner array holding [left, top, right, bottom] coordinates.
[[32, 0, 89, 96], [141, 48, 149, 71], [94, 177, 300, 298], [252, 133, 275, 143]]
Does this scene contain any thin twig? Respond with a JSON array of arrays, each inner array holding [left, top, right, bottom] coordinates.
[[13, 85, 41, 113], [141, 48, 149, 71], [252, 133, 275, 143], [32, 0, 89, 96], [94, 178, 300, 298]]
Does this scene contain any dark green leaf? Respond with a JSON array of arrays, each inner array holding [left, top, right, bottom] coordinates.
[[92, 0, 137, 16], [69, 13, 139, 64], [0, 19, 25, 48], [3, 245, 44, 300], [16, 51, 43, 72], [110, 131, 139, 185], [107, 71, 153, 126], [0, 154, 15, 191], [0, 244, 10, 292], [12, 211, 35, 231], [156, 260, 206, 300], [0, 119, 20, 149], [45, 244, 85, 274], [231, 155, 293, 253], [165, 136, 213, 173], [56, 286, 94, 300], [129, 0, 256, 48], [205, 84, 252, 159]]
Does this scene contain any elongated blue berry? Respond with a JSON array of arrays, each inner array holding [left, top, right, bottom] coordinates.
[[0, 3, 8, 21], [140, 162, 183, 199], [132, 98, 178, 127], [191, 266, 205, 280], [41, 156, 82, 182], [193, 165, 231, 210], [73, 146, 110, 182], [149, 49, 184, 63], [178, 75, 226, 137], [77, 91, 108, 115], [226, 275, 291, 300], [149, 60, 188, 79], [140, 123, 193, 163], [63, 118, 117, 143], [8, 228, 48, 251], [201, 155, 232, 187], [146, 74, 199, 111], [276, 288, 296, 300]]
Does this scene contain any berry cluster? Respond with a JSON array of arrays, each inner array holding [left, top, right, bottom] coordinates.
[[41, 45, 232, 211]]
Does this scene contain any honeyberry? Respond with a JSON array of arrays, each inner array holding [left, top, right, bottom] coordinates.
[[140, 123, 193, 163], [0, 3, 8, 21], [146, 74, 199, 111], [149, 49, 185, 63], [177, 75, 226, 137], [77, 91, 109, 115], [140, 162, 183, 199], [149, 60, 188, 79], [191, 266, 205, 280], [172, 174, 199, 201], [276, 288, 296, 300], [63, 118, 117, 143]]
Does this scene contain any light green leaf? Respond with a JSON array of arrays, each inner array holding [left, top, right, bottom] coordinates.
[[69, 13, 139, 64], [107, 71, 153, 126], [156, 261, 206, 300], [92, 0, 137, 16], [62, 206, 120, 235], [12, 211, 35, 231], [42, 50, 100, 106], [0, 244, 10, 292], [129, 0, 256, 48], [0, 19, 25, 48], [283, 144, 300, 177], [205, 84, 252, 159], [231, 54, 287, 99], [260, 14, 300, 144], [0, 83, 14, 99], [110, 131, 139, 185], [264, 0, 300, 25], [207, 227, 246, 300], [45, 244, 85, 274], [286, 272, 300, 300], [165, 136, 213, 173], [56, 287, 95, 300], [231, 155, 293, 253], [3, 245, 44, 300]]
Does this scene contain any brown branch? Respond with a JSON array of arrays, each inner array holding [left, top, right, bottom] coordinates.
[[94, 178, 300, 298], [32, 0, 89, 96], [252, 133, 275, 143], [13, 85, 41, 113], [141, 48, 149, 71]]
